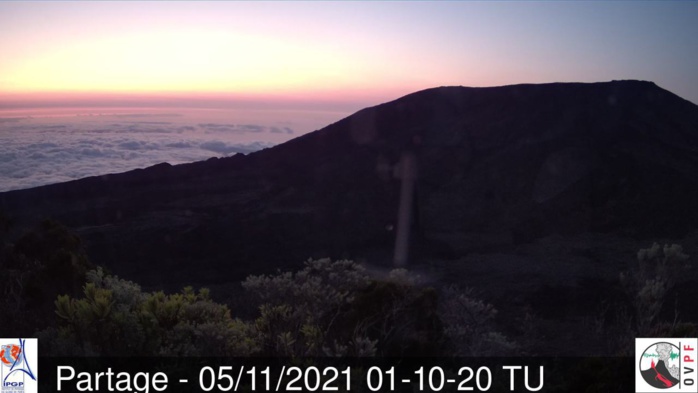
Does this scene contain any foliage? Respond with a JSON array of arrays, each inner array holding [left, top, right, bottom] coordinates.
[[43, 257, 512, 357], [243, 258, 375, 356], [14, 220, 93, 305], [243, 258, 370, 323], [41, 268, 258, 356], [619, 243, 691, 335], [244, 260, 506, 357], [0, 219, 93, 337], [438, 285, 516, 355], [646, 321, 698, 339], [339, 270, 444, 356]]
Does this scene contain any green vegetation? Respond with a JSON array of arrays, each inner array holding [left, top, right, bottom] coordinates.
[[36, 259, 513, 357], [0, 217, 93, 337], [620, 243, 692, 335], [43, 268, 256, 356], [589, 242, 697, 355], [3, 214, 694, 357]]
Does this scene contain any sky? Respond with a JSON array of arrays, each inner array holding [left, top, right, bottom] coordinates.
[[1, 1, 698, 108], [1, 1, 698, 192]]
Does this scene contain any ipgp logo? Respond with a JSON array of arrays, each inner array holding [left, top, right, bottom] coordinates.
[[0, 339, 37, 393], [636, 338, 698, 392]]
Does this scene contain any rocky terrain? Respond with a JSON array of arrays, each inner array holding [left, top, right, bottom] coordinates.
[[2, 80, 698, 353]]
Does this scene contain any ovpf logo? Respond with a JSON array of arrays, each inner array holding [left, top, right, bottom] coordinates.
[[636, 338, 698, 393], [0, 339, 37, 393]]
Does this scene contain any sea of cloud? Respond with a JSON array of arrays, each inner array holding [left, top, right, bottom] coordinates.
[[0, 107, 329, 192]]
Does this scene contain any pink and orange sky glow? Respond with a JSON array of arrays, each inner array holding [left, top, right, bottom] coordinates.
[[1, 1, 698, 192], [2, 1, 698, 109]]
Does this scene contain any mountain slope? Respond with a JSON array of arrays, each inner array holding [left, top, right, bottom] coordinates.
[[2, 80, 698, 290]]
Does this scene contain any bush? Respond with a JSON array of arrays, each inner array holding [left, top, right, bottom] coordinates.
[[0, 219, 93, 337], [438, 285, 516, 355], [42, 268, 257, 356], [620, 243, 691, 334], [244, 259, 506, 357], [243, 258, 376, 356], [45, 259, 512, 357]]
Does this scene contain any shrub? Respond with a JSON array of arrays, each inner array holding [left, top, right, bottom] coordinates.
[[45, 258, 512, 357], [42, 268, 258, 356], [337, 273, 442, 356], [438, 285, 516, 356], [619, 243, 691, 335], [244, 259, 505, 357], [0, 219, 93, 337], [243, 258, 375, 356]]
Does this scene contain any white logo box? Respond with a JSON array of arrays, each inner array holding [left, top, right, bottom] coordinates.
[[636, 338, 698, 393], [0, 338, 37, 393]]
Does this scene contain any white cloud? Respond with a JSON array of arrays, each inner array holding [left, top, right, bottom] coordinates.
[[0, 118, 279, 192]]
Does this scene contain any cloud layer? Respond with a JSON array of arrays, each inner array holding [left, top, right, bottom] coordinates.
[[0, 116, 286, 192]]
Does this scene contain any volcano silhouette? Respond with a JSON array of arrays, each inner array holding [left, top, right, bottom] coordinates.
[[1, 80, 698, 294]]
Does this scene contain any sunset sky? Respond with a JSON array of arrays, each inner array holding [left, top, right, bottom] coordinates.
[[1, 1, 698, 109]]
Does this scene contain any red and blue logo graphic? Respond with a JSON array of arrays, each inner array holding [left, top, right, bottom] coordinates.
[[0, 345, 22, 368], [0, 339, 37, 393]]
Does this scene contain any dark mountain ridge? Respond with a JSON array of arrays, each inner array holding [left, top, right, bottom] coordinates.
[[2, 80, 698, 293]]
